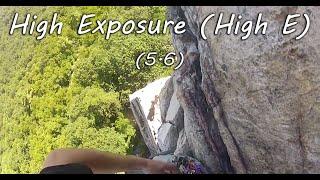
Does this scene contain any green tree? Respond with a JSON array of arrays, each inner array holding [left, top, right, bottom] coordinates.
[[0, 6, 173, 173]]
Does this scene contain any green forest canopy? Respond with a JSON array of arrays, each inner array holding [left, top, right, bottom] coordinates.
[[0, 7, 173, 173]]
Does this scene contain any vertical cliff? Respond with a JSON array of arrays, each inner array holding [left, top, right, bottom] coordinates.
[[130, 6, 320, 173]]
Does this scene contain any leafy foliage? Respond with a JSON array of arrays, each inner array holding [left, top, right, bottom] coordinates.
[[0, 7, 173, 173]]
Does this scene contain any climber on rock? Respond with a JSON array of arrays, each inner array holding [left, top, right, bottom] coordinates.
[[40, 148, 178, 174]]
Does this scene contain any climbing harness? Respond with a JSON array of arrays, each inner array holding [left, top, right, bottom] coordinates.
[[172, 156, 207, 174]]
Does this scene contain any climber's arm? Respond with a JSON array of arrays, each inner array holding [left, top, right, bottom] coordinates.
[[42, 148, 177, 174]]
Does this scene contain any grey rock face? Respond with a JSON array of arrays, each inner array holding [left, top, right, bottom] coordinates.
[[129, 77, 171, 156], [168, 6, 320, 173], [130, 6, 320, 173], [157, 122, 179, 153], [174, 129, 192, 156], [152, 154, 175, 163], [159, 77, 174, 122]]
